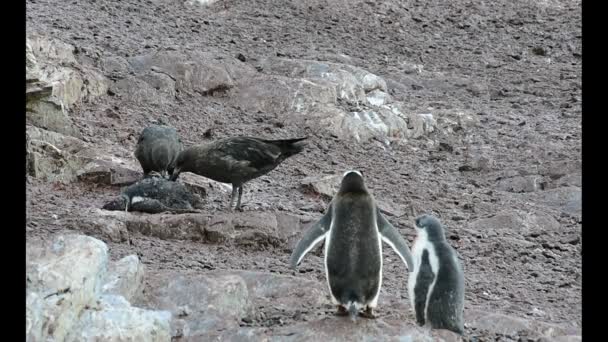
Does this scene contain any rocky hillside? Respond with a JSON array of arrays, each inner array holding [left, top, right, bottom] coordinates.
[[26, 0, 581, 340]]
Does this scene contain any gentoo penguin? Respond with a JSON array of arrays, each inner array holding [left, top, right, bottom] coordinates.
[[134, 125, 182, 178], [289, 170, 413, 321], [408, 214, 465, 335], [102, 177, 203, 214], [169, 136, 307, 211]]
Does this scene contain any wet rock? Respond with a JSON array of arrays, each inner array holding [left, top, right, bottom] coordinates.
[[102, 255, 145, 302], [468, 210, 560, 233]]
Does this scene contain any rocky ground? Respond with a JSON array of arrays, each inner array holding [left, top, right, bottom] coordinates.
[[26, 0, 581, 340]]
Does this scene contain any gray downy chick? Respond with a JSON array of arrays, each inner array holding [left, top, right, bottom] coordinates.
[[102, 176, 204, 214]]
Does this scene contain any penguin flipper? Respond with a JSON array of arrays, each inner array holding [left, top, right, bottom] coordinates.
[[289, 206, 332, 269], [414, 250, 435, 326], [377, 210, 414, 270]]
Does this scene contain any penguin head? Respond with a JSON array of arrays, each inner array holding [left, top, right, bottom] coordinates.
[[338, 170, 368, 194], [102, 194, 130, 211], [414, 214, 446, 241]]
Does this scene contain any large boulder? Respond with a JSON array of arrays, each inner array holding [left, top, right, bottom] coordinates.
[[255, 57, 388, 105], [65, 294, 171, 342], [107, 50, 257, 105], [142, 270, 253, 339], [26, 125, 140, 185], [26, 235, 108, 342], [101, 255, 146, 302], [26, 235, 171, 342], [232, 74, 337, 116], [26, 33, 108, 137], [74, 208, 311, 248]]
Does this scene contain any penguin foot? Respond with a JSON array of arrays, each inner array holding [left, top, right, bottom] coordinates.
[[334, 305, 349, 316], [359, 307, 377, 319]]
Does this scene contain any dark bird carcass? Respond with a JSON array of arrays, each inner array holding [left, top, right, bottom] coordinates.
[[170, 136, 307, 211], [134, 125, 182, 178], [102, 177, 204, 214]]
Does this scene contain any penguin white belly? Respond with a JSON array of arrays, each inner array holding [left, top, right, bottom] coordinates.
[[324, 228, 339, 305], [408, 230, 427, 310], [368, 227, 383, 308], [423, 243, 440, 321]]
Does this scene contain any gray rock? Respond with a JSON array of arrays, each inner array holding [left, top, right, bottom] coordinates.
[[69, 209, 130, 243], [237, 271, 328, 309], [66, 294, 172, 342], [325, 107, 409, 144], [205, 211, 296, 249], [143, 271, 253, 338], [26, 125, 141, 185], [83, 208, 307, 247], [102, 255, 145, 302], [268, 317, 450, 341], [468, 210, 560, 233], [26, 33, 107, 137], [538, 336, 582, 342], [127, 50, 257, 95], [76, 158, 141, 186], [366, 89, 392, 106], [529, 186, 581, 215], [300, 174, 341, 199], [256, 57, 384, 104], [26, 235, 109, 342], [185, 0, 220, 6], [26, 234, 172, 342], [233, 74, 337, 115], [466, 310, 580, 339], [496, 175, 545, 193]]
